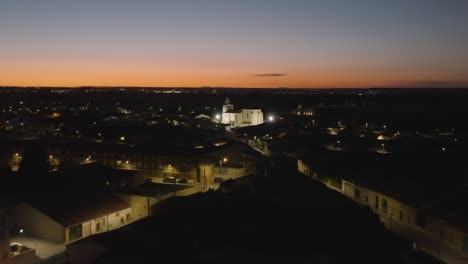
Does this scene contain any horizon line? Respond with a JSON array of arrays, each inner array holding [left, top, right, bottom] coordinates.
[[1, 86, 467, 90]]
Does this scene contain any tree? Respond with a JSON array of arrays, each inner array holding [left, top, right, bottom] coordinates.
[[17, 144, 50, 190]]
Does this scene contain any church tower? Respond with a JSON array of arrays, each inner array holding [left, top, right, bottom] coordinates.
[[222, 98, 234, 113]]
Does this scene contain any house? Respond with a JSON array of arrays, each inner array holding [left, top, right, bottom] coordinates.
[[12, 195, 131, 244]]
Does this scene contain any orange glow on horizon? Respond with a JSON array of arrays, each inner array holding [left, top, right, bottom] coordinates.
[[1, 61, 467, 88]]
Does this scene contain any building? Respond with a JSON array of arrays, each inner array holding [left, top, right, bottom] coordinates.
[[12, 195, 131, 244], [341, 180, 419, 228], [220, 98, 263, 128], [296, 152, 468, 261], [0, 138, 252, 187], [1, 207, 36, 264]]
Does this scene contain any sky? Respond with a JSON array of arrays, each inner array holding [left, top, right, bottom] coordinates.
[[1, 0, 468, 88]]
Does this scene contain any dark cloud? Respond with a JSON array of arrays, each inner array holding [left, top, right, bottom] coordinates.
[[385, 80, 467, 88], [254, 73, 287, 77]]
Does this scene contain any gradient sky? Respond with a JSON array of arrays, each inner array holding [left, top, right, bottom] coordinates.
[[1, 0, 468, 88]]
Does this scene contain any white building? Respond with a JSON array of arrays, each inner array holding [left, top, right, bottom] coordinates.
[[12, 196, 131, 244], [220, 98, 263, 128]]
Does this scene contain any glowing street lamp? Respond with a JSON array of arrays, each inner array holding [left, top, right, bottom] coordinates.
[[268, 115, 274, 122], [120, 136, 126, 141], [168, 164, 176, 184]]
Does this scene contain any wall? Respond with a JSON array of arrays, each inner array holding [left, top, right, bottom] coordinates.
[[117, 194, 158, 221], [425, 216, 466, 251], [90, 217, 107, 235], [197, 164, 215, 187], [342, 180, 418, 228], [12, 203, 64, 243], [297, 160, 341, 191], [107, 207, 132, 231], [64, 207, 131, 244], [298, 159, 419, 229], [240, 109, 263, 127], [214, 166, 247, 180]]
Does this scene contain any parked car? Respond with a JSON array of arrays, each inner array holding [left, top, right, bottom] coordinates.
[[214, 177, 225, 183], [163, 177, 176, 183]]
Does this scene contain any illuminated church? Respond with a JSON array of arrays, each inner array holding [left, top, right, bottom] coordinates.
[[221, 98, 264, 128]]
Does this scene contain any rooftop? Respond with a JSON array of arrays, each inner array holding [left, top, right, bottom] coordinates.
[[29, 195, 130, 227]]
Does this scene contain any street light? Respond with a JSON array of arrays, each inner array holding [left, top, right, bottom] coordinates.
[[337, 140, 341, 150], [381, 143, 385, 153], [168, 164, 176, 184], [268, 116, 274, 122]]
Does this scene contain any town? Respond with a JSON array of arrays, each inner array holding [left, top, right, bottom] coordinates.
[[1, 87, 467, 264]]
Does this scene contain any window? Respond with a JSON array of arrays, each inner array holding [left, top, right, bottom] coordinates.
[[69, 224, 83, 241], [399, 211, 404, 222], [96, 222, 101, 232], [354, 189, 361, 199], [121, 218, 124, 224], [382, 199, 388, 213], [126, 213, 130, 221]]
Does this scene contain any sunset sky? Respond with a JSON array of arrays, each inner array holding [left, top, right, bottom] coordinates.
[[1, 0, 468, 88]]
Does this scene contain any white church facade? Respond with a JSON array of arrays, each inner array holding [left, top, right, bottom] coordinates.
[[220, 98, 264, 128]]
